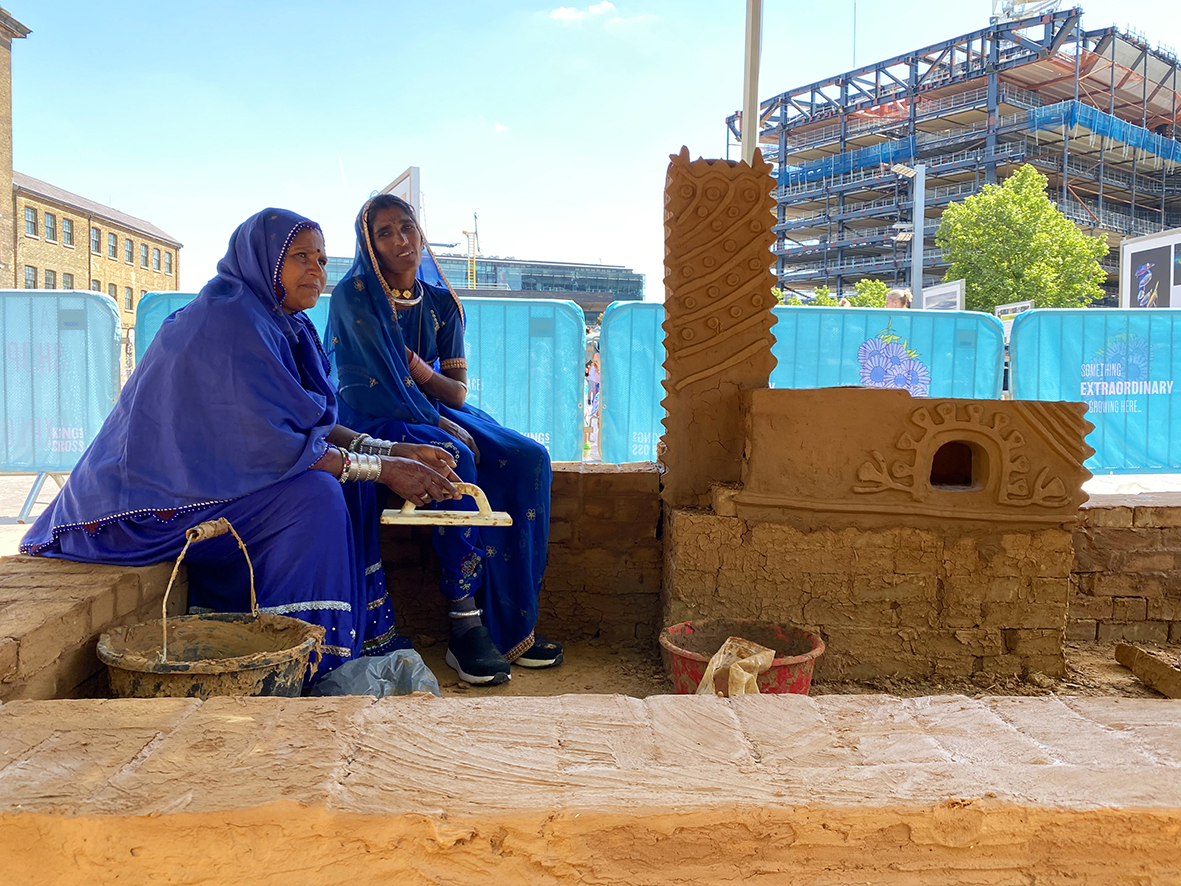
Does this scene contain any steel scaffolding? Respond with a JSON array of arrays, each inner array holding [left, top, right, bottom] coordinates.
[[728, 6, 1181, 299]]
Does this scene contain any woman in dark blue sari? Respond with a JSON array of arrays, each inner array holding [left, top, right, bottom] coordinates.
[[21, 208, 460, 682], [326, 195, 561, 685]]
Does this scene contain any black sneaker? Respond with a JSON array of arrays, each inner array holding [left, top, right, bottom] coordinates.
[[514, 635, 564, 669], [445, 625, 511, 685]]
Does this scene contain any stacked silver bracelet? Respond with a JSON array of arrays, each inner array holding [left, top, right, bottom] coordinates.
[[348, 433, 395, 457], [337, 446, 383, 484]]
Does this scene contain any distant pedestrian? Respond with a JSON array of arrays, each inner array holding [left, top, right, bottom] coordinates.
[[886, 288, 913, 309]]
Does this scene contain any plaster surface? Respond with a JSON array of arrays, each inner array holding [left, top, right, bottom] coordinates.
[[660, 147, 777, 509], [1, 694, 1180, 885]]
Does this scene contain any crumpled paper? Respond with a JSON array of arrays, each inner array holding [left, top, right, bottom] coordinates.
[[695, 636, 776, 697]]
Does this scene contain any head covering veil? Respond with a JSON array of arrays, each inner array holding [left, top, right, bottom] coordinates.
[[22, 208, 337, 552], [325, 197, 442, 426]]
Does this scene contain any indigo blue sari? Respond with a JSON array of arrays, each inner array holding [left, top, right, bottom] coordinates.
[[326, 199, 551, 661], [22, 208, 407, 677]]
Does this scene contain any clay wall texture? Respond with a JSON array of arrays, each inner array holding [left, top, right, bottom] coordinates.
[[665, 509, 1073, 679], [382, 463, 662, 646], [3, 694, 1181, 885], [1070, 493, 1181, 644], [660, 148, 777, 508]]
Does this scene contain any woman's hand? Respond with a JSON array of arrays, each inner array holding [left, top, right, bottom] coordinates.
[[391, 443, 461, 482], [439, 416, 480, 464], [379, 456, 460, 506]]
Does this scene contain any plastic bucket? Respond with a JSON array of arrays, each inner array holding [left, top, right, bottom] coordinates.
[[97, 518, 324, 699], [659, 618, 825, 695]]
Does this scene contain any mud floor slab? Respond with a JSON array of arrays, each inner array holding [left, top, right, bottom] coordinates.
[[1, 693, 1180, 885]]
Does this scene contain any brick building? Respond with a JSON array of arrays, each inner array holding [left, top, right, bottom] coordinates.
[[0, 8, 29, 287], [15, 172, 182, 329]]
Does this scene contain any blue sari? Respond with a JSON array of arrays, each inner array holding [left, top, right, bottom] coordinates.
[[326, 200, 551, 661], [21, 208, 407, 678]]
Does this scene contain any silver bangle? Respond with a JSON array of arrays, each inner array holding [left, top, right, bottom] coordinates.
[[337, 446, 352, 484], [348, 433, 371, 453], [358, 437, 394, 457], [367, 453, 382, 482]]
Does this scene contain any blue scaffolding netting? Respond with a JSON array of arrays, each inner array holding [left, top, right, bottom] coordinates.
[[778, 101, 1181, 188]]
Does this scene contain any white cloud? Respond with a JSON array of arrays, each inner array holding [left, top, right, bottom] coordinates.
[[495, 122, 509, 133], [550, 2, 618, 23]]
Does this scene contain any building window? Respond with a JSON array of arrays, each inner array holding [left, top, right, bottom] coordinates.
[[90, 227, 101, 253], [107, 232, 117, 259], [63, 272, 74, 289], [140, 243, 148, 267], [45, 269, 56, 289], [90, 279, 100, 292], [62, 218, 74, 247], [125, 238, 133, 263], [164, 252, 173, 275], [152, 247, 161, 271], [24, 266, 36, 289], [24, 206, 36, 236], [45, 212, 57, 242], [124, 286, 133, 310], [108, 283, 117, 299]]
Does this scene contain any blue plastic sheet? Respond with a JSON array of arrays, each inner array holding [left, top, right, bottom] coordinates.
[[599, 302, 665, 463], [1, 290, 121, 472], [769, 306, 1005, 398], [136, 292, 332, 361], [1010, 309, 1181, 473], [461, 298, 586, 462]]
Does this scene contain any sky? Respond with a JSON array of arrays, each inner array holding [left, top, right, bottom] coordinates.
[[10, 0, 1181, 297]]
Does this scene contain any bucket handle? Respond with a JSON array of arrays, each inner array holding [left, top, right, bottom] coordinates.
[[398, 481, 492, 516], [160, 518, 256, 662]]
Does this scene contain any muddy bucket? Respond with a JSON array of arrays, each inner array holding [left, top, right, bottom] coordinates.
[[659, 618, 825, 695], [98, 518, 324, 699]]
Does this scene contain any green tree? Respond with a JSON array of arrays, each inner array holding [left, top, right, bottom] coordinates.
[[851, 278, 888, 306], [936, 164, 1108, 312]]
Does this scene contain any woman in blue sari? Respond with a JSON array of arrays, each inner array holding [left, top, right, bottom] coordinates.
[[326, 195, 561, 685], [21, 208, 460, 682]]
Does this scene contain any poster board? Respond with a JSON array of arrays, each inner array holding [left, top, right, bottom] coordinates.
[[1119, 227, 1181, 309], [921, 279, 965, 311], [380, 167, 422, 227], [994, 299, 1035, 344]]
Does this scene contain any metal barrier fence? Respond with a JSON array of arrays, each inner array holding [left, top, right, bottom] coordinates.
[[1010, 309, 1181, 473], [461, 298, 587, 462], [135, 292, 333, 361], [1, 290, 121, 519], [769, 306, 1005, 398], [599, 301, 664, 463]]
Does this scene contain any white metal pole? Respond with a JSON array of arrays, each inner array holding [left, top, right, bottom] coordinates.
[[911, 163, 926, 305], [741, 0, 764, 165]]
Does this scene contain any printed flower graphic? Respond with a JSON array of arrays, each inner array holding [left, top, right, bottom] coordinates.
[[857, 321, 931, 397]]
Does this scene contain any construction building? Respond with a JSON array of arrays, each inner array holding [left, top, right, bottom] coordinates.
[[730, 4, 1181, 300], [326, 253, 644, 320]]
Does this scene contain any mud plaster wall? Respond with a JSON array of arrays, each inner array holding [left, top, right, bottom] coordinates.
[[660, 147, 777, 509], [382, 463, 662, 645], [1071, 493, 1181, 644], [665, 510, 1073, 679]]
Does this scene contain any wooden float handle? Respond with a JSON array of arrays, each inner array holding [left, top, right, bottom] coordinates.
[[398, 482, 493, 517]]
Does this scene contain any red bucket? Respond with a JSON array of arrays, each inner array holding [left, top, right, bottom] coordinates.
[[659, 618, 825, 695]]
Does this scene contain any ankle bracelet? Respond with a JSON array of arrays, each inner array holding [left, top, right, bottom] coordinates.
[[449, 608, 483, 619]]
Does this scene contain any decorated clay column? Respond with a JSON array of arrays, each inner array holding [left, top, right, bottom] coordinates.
[[661, 147, 778, 508]]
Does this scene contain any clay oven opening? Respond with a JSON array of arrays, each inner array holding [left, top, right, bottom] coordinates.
[[930, 440, 986, 489]]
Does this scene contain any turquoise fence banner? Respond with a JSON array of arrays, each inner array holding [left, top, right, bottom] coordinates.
[[769, 306, 1005, 398], [136, 292, 332, 361], [1, 290, 121, 472], [1010, 308, 1181, 473], [462, 298, 586, 462], [599, 301, 664, 463], [134, 292, 195, 361]]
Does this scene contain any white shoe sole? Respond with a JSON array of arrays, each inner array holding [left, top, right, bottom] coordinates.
[[514, 651, 565, 669], [445, 649, 511, 685]]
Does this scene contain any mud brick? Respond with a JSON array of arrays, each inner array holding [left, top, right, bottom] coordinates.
[[1066, 619, 1099, 641], [1112, 596, 1149, 622], [1133, 506, 1181, 527], [1031, 577, 1069, 606], [0, 637, 15, 682], [1091, 573, 1168, 598], [1097, 621, 1170, 644], [1147, 598, 1181, 621], [15, 600, 90, 677], [1114, 551, 1176, 573], [114, 575, 140, 618], [547, 521, 573, 544], [581, 495, 618, 521], [89, 586, 116, 633], [1171, 622, 1181, 643], [1079, 505, 1134, 528], [981, 602, 1064, 631], [1068, 592, 1113, 622], [1001, 629, 1062, 657]]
